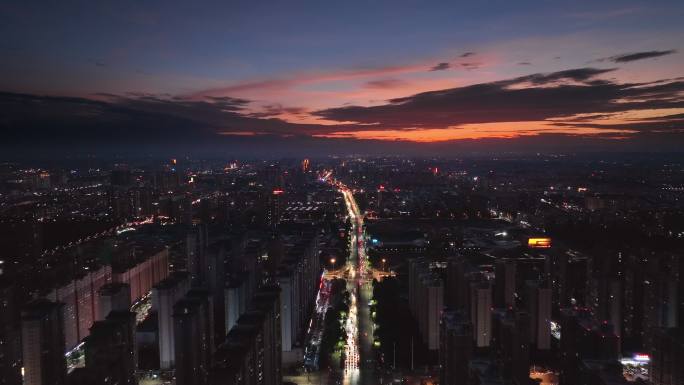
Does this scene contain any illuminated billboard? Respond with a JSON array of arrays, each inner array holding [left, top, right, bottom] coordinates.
[[528, 237, 552, 248]]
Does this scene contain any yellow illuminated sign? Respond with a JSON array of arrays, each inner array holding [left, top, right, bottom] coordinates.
[[528, 238, 552, 248]]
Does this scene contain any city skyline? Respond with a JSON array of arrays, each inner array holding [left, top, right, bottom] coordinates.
[[2, 155, 684, 385], [2, 3, 684, 384]]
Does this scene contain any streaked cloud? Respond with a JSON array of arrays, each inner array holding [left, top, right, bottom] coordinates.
[[602, 50, 677, 63], [364, 79, 409, 89], [430, 62, 450, 71]]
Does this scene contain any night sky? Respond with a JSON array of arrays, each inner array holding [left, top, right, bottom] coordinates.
[[2, 0, 684, 156]]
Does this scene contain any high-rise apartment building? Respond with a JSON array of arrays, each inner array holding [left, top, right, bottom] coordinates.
[[152, 271, 190, 369], [82, 311, 137, 385], [21, 299, 67, 385], [0, 282, 22, 385], [409, 259, 444, 351], [439, 310, 472, 385], [470, 280, 492, 348], [525, 279, 552, 350], [98, 282, 131, 319], [650, 328, 684, 385], [494, 259, 516, 308], [174, 297, 211, 385]]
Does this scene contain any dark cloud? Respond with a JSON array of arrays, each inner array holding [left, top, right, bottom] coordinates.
[[204, 96, 251, 111], [430, 62, 450, 71], [513, 67, 616, 85], [640, 113, 684, 121], [0, 92, 335, 148], [0, 92, 212, 146], [313, 68, 684, 130], [517, 61, 532, 65], [460, 52, 475, 57], [460, 62, 481, 70], [604, 50, 676, 63], [248, 104, 307, 118], [364, 79, 408, 89]]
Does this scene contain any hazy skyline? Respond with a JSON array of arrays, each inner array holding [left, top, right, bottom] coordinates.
[[2, 0, 684, 155]]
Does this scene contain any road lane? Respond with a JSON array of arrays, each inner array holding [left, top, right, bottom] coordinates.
[[339, 186, 377, 385]]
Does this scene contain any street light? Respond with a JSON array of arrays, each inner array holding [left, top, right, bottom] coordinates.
[[382, 258, 386, 271], [330, 258, 336, 271]]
